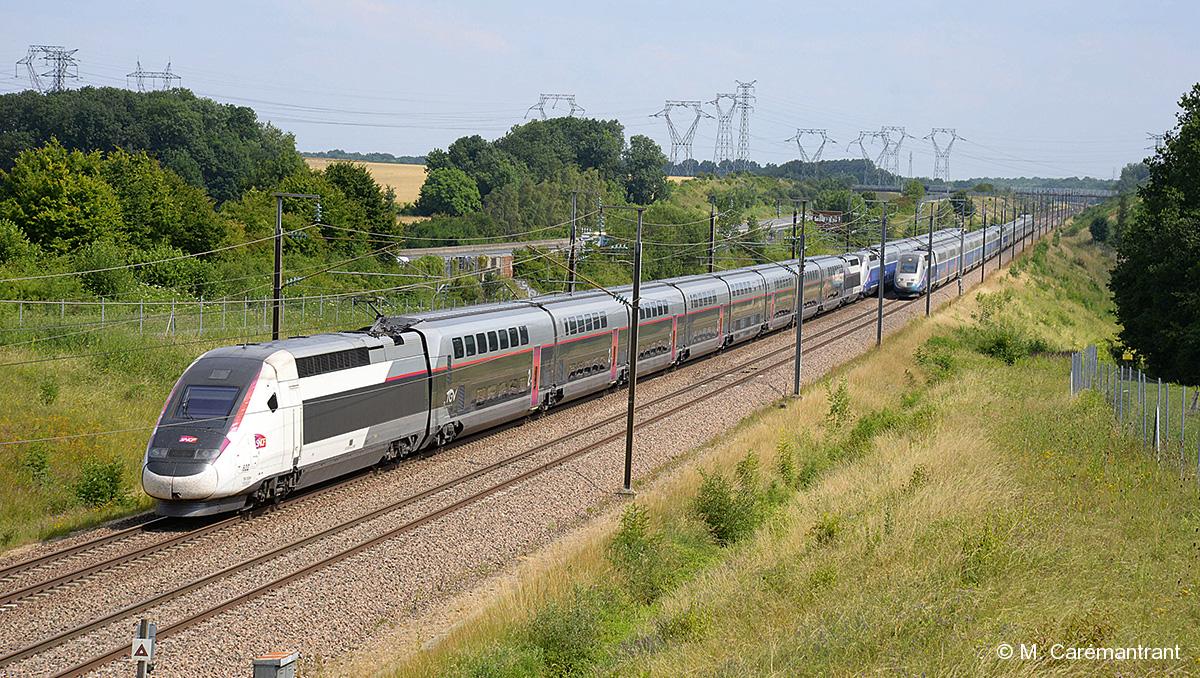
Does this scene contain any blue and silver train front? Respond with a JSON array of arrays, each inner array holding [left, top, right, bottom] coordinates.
[[893, 253, 926, 297], [142, 355, 265, 516]]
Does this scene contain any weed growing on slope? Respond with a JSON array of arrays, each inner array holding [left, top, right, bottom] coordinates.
[[824, 378, 851, 428], [72, 459, 129, 507]]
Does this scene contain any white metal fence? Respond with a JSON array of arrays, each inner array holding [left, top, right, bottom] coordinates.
[[1071, 345, 1200, 477]]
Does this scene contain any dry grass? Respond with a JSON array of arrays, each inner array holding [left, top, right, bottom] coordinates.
[[666, 176, 695, 184], [303, 158, 426, 205]]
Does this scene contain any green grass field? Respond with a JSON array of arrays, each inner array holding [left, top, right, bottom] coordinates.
[[373, 224, 1200, 676]]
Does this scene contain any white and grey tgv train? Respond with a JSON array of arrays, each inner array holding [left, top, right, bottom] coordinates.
[[143, 216, 1036, 516], [894, 215, 1032, 296]]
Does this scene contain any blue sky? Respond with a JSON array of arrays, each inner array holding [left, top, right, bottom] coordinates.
[[2, 0, 1196, 179]]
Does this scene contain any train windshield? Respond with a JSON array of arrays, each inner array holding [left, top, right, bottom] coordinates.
[[176, 385, 240, 419], [898, 256, 920, 273]]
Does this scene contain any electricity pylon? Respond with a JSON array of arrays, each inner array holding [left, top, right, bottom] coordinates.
[[652, 100, 712, 174], [526, 93, 584, 119], [924, 128, 962, 181]]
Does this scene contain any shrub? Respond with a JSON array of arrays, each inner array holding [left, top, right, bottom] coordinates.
[[21, 445, 51, 485], [606, 503, 668, 603], [810, 512, 842, 546], [958, 290, 1048, 364], [914, 336, 959, 384], [73, 459, 127, 507], [824, 378, 851, 428], [451, 644, 541, 678], [37, 375, 59, 406], [775, 438, 797, 488], [526, 586, 606, 675], [693, 453, 770, 546]]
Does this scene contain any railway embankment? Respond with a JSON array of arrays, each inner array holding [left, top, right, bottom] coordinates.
[[371, 228, 1200, 676]]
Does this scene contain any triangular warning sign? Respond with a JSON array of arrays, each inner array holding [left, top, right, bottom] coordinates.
[[133, 644, 148, 657]]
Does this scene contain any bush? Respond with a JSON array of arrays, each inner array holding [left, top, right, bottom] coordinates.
[[824, 378, 851, 428], [692, 453, 768, 546], [914, 336, 959, 384], [526, 586, 606, 676], [75, 239, 135, 298], [606, 503, 669, 603], [21, 445, 50, 485], [73, 459, 127, 507], [958, 290, 1048, 364], [37, 375, 59, 406], [1089, 215, 1110, 243]]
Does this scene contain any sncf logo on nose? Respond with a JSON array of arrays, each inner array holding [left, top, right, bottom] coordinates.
[[178, 435, 199, 444], [254, 434, 268, 449]]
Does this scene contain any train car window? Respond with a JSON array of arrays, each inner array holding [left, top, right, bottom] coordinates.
[[520, 326, 529, 344], [488, 331, 499, 352], [508, 328, 519, 346], [177, 385, 239, 419], [453, 337, 464, 359], [568, 318, 577, 334], [498, 329, 509, 350], [464, 334, 476, 356], [476, 333, 487, 354], [601, 315, 608, 328]]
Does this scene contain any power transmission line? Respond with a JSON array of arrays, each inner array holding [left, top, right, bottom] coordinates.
[[734, 79, 756, 169], [13, 45, 79, 92], [925, 128, 962, 181], [652, 100, 712, 174], [877, 125, 914, 183], [710, 92, 736, 166], [785, 128, 836, 163], [126, 60, 181, 92], [525, 93, 584, 119]]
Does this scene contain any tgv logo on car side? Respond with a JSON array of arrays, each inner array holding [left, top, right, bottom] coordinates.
[[254, 434, 268, 449], [178, 435, 199, 444]]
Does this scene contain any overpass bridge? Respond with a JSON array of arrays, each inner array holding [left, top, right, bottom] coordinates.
[[393, 238, 571, 277]]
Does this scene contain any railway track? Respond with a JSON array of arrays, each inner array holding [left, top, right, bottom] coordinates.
[[0, 294, 901, 616], [0, 215, 1053, 597], [4, 296, 919, 677], [6, 215, 1058, 676]]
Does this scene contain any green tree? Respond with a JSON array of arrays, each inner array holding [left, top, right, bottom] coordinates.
[[321, 160, 396, 236], [1088, 215, 1110, 243], [415, 167, 483, 216], [0, 87, 303, 203], [623, 135, 668, 204], [902, 179, 925, 203], [0, 139, 124, 251], [951, 189, 976, 218], [1111, 83, 1200, 386], [1115, 162, 1150, 194]]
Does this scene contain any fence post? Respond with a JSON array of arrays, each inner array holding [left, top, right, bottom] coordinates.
[[101, 298, 105, 324], [61, 299, 65, 319], [139, 300, 144, 335], [1154, 403, 1161, 462], [170, 299, 176, 337], [222, 299, 227, 330], [18, 301, 22, 326], [1139, 370, 1146, 448], [199, 297, 204, 336]]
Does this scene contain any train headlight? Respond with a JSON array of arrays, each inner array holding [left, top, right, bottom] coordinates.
[[194, 448, 222, 461], [148, 447, 169, 459]]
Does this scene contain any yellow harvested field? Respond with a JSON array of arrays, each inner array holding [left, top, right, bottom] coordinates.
[[667, 175, 695, 183], [303, 157, 426, 204]]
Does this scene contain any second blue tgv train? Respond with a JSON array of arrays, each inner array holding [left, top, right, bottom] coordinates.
[[142, 216, 1036, 516]]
